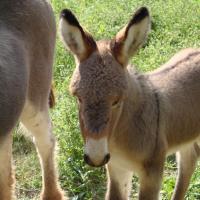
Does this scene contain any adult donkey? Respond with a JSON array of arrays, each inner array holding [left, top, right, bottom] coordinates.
[[0, 0, 65, 199], [59, 6, 200, 200]]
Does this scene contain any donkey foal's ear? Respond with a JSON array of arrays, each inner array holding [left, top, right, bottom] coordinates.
[[59, 9, 97, 62], [111, 7, 150, 66]]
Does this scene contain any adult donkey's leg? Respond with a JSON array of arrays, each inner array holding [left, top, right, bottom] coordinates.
[[20, 102, 65, 200], [0, 134, 15, 200]]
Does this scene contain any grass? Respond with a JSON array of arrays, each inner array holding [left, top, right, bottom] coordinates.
[[13, 0, 200, 199]]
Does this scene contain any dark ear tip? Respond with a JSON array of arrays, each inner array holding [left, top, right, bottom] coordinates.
[[60, 9, 73, 19], [132, 6, 150, 24], [60, 9, 80, 27], [138, 7, 149, 16]]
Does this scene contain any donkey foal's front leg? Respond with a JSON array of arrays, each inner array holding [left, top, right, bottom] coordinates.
[[106, 162, 133, 200], [139, 159, 164, 200]]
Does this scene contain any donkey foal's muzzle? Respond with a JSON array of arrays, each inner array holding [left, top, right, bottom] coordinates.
[[84, 153, 110, 167]]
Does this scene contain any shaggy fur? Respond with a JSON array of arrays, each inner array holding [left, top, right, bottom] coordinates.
[[60, 6, 200, 200], [0, 1, 65, 199]]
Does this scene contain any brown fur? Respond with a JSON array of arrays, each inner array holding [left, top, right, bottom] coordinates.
[[60, 6, 200, 200], [0, 0, 65, 199]]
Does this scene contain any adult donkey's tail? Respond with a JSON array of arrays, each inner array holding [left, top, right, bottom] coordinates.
[[49, 87, 56, 108]]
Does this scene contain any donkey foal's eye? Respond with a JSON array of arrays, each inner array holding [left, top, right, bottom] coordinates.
[[112, 99, 120, 107]]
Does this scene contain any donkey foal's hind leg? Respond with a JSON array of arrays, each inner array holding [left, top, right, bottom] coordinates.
[[0, 134, 15, 200], [20, 103, 64, 200], [171, 143, 199, 200]]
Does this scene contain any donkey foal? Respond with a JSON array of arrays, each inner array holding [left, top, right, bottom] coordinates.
[[59, 6, 200, 200], [0, 0, 65, 199]]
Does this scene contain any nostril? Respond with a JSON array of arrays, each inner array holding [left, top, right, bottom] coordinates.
[[84, 154, 95, 167], [103, 153, 110, 164]]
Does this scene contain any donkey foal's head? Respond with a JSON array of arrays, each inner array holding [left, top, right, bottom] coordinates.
[[60, 7, 150, 167]]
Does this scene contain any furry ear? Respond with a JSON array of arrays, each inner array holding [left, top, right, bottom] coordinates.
[[111, 7, 150, 66], [59, 9, 97, 62]]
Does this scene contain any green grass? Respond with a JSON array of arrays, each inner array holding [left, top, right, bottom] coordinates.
[[13, 0, 200, 199]]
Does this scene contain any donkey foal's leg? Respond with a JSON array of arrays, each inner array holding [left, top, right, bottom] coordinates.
[[139, 158, 164, 200], [171, 144, 199, 200], [20, 106, 64, 200], [0, 134, 15, 200], [106, 163, 133, 200]]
